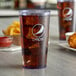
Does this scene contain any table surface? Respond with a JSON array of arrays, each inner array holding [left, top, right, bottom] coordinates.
[[0, 16, 76, 76]]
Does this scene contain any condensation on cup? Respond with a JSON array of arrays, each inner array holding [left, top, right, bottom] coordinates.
[[57, 0, 75, 40]]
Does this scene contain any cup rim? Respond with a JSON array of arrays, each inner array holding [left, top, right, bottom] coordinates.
[[19, 9, 50, 16]]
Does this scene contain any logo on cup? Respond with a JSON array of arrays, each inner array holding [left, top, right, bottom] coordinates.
[[32, 24, 45, 38], [63, 7, 73, 21]]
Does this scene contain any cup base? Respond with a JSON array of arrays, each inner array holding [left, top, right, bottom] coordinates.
[[23, 65, 46, 69]]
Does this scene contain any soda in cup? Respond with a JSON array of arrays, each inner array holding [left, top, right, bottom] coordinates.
[[19, 10, 50, 69], [57, 0, 74, 40]]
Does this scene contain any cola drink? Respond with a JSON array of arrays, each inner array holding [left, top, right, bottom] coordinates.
[[19, 10, 50, 69], [57, 0, 74, 40]]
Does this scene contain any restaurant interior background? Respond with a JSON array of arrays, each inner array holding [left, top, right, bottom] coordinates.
[[0, 0, 76, 42], [0, 1, 76, 76], [0, 0, 57, 9], [0, 0, 58, 40]]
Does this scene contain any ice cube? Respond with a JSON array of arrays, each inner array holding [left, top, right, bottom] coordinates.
[[26, 27, 35, 39], [29, 43, 40, 49]]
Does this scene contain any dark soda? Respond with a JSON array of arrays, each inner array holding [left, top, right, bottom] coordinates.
[[57, 1, 74, 40], [20, 10, 50, 69]]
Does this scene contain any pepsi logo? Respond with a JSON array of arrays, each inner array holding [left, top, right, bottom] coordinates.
[[32, 24, 45, 38], [63, 7, 73, 19]]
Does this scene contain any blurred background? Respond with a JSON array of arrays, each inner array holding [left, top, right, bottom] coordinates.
[[0, 0, 76, 40], [0, 0, 57, 9], [0, 0, 58, 38]]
